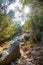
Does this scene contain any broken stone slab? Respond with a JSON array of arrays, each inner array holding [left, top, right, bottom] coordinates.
[[0, 41, 21, 65]]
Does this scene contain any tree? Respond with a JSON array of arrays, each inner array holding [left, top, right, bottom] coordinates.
[[15, 23, 22, 35], [0, 0, 43, 43], [0, 13, 16, 42], [22, 0, 43, 43], [22, 18, 31, 32]]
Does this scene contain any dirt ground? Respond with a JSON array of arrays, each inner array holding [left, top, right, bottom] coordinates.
[[10, 41, 43, 65]]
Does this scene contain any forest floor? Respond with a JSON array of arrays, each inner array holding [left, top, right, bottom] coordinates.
[[10, 41, 43, 65], [0, 34, 43, 65]]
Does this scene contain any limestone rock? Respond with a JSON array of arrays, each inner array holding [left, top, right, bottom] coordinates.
[[0, 41, 21, 65]]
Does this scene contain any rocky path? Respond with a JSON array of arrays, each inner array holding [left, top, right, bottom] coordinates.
[[10, 41, 43, 65]]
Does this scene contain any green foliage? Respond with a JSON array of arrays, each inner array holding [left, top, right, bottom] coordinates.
[[22, 7, 43, 32], [0, 14, 10, 31], [0, 0, 43, 43], [0, 13, 17, 42], [23, 0, 39, 5], [16, 25, 22, 34], [31, 3, 43, 31], [23, 0, 32, 4], [22, 18, 31, 31], [31, 13, 43, 31], [23, 0, 43, 32], [2, 26, 14, 38], [38, 0, 43, 2]]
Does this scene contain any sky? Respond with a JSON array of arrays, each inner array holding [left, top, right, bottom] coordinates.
[[7, 0, 31, 25]]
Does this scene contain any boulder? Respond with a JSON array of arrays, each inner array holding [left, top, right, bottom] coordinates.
[[0, 41, 21, 65], [22, 33, 30, 42]]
